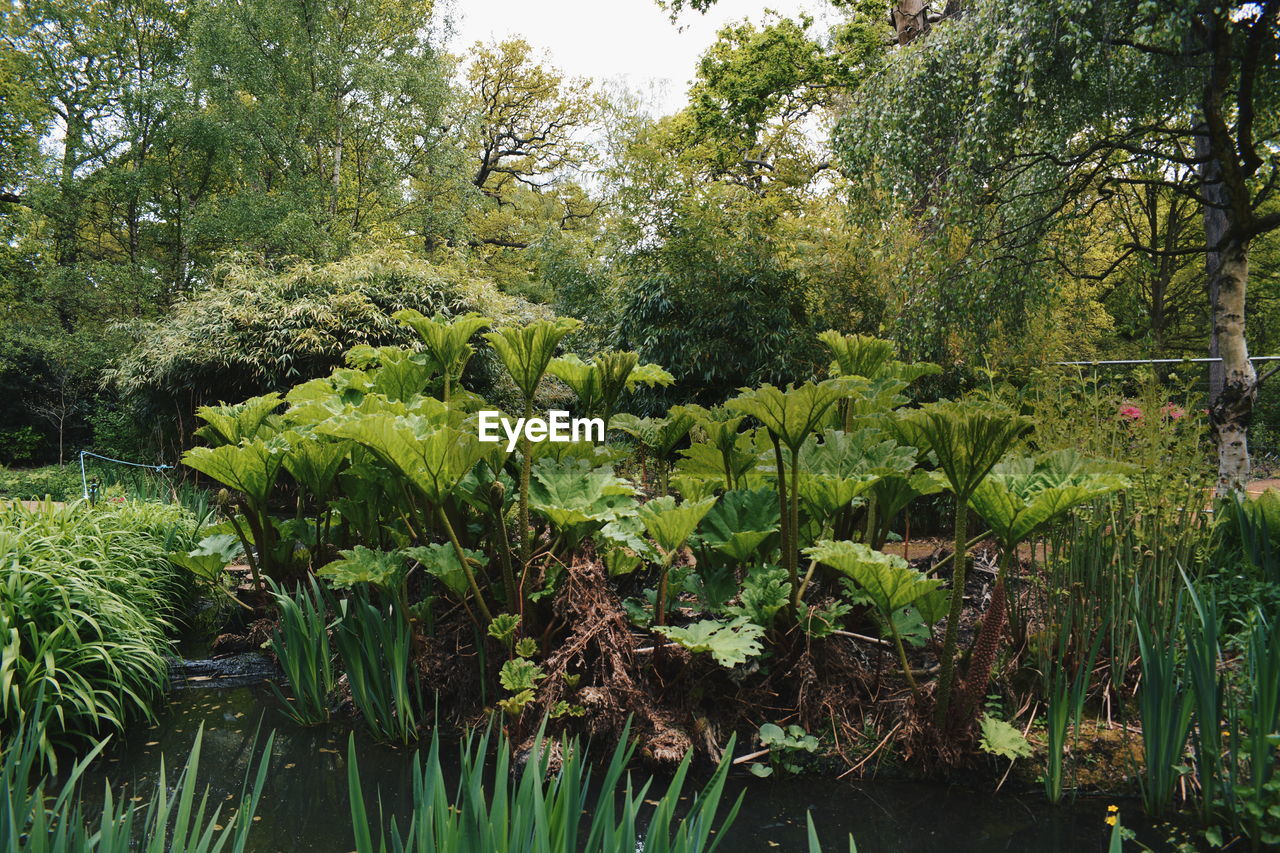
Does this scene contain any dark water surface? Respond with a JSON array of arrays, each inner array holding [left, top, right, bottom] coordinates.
[[79, 685, 1169, 852]]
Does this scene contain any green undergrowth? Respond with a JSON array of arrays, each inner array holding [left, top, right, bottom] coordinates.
[[0, 499, 200, 766]]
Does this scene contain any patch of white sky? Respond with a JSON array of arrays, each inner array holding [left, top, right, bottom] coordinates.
[[439, 0, 837, 117]]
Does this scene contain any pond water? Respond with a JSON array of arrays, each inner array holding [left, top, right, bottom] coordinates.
[[80, 683, 1171, 852]]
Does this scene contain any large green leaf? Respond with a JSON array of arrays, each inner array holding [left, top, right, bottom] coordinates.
[[598, 514, 659, 562], [612, 410, 697, 460], [367, 348, 437, 402], [726, 379, 852, 451], [804, 539, 943, 618], [684, 405, 747, 452], [978, 713, 1034, 760], [819, 331, 897, 379], [547, 353, 603, 412], [795, 429, 915, 519], [655, 617, 765, 667], [819, 330, 941, 386], [888, 401, 1032, 499], [725, 565, 792, 628], [869, 469, 947, 522], [913, 587, 950, 626], [281, 430, 350, 499], [637, 494, 718, 555], [317, 414, 482, 504], [284, 369, 372, 425], [182, 436, 289, 508], [548, 350, 672, 422], [484, 318, 582, 402], [394, 310, 492, 388], [193, 393, 283, 446], [968, 451, 1128, 547], [405, 543, 485, 598], [673, 439, 759, 492], [799, 429, 917, 480], [528, 457, 638, 544], [699, 487, 780, 563], [168, 533, 243, 584], [318, 546, 407, 592]]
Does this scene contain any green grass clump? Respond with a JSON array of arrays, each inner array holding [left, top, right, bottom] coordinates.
[[267, 577, 335, 725], [0, 500, 198, 765], [348, 720, 857, 853]]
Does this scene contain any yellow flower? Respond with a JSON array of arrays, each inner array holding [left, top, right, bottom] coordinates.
[[1107, 804, 1119, 813], [1105, 815, 1117, 826]]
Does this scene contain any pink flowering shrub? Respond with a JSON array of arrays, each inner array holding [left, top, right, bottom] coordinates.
[[1119, 403, 1186, 421]]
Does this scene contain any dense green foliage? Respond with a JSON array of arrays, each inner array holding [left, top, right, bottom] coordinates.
[[4, 0, 1280, 846], [0, 500, 198, 762], [3, 0, 1275, 473]]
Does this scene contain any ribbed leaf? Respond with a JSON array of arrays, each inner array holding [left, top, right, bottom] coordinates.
[[805, 539, 943, 617], [968, 451, 1127, 547], [394, 310, 492, 384], [638, 495, 717, 555], [699, 488, 780, 562], [726, 380, 851, 451], [528, 457, 638, 545], [484, 317, 581, 402], [655, 618, 764, 667], [888, 401, 1032, 498], [182, 436, 288, 508]]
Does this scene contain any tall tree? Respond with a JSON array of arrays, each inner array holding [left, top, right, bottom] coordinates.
[[427, 38, 601, 298], [185, 0, 448, 259], [837, 0, 1280, 493]]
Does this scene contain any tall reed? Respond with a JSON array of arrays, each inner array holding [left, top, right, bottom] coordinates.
[[267, 577, 334, 725], [1182, 575, 1227, 825], [1041, 622, 1102, 804], [334, 588, 421, 744], [1, 717, 272, 853], [1041, 495, 1205, 701], [1134, 587, 1193, 816], [347, 720, 858, 852], [1238, 608, 1280, 842]]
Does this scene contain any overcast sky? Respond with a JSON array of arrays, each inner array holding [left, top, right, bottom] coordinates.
[[443, 0, 834, 115]]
